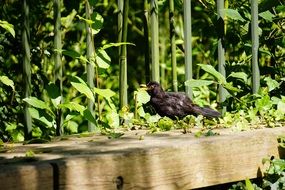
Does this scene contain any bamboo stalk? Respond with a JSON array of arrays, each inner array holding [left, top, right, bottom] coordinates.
[[54, 0, 63, 136], [217, 0, 226, 114], [183, 0, 192, 98], [151, 0, 159, 82], [251, 0, 260, 94], [119, 0, 129, 108], [143, 0, 150, 83], [22, 0, 32, 139], [86, 0, 96, 132], [169, 0, 177, 92]]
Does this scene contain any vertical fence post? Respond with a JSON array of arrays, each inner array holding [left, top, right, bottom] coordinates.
[[217, 0, 226, 114], [119, 0, 129, 109], [184, 0, 193, 98], [54, 0, 63, 135], [169, 0, 178, 92], [22, 0, 32, 139], [251, 0, 260, 93], [151, 0, 160, 82], [143, 0, 150, 83], [86, 1, 96, 132]]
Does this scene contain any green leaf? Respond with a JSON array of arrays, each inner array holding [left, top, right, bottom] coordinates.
[[5, 122, 17, 131], [222, 9, 245, 22], [71, 76, 94, 102], [76, 15, 94, 25], [96, 48, 110, 69], [0, 75, 15, 90], [23, 97, 52, 111], [245, 178, 254, 190], [102, 42, 136, 50], [227, 72, 248, 83], [93, 87, 116, 98], [0, 20, 15, 37], [135, 89, 150, 104], [259, 11, 275, 22], [185, 79, 214, 88], [59, 102, 85, 115], [198, 64, 226, 84], [91, 12, 104, 34], [264, 77, 279, 92], [46, 83, 61, 108], [83, 109, 97, 125], [29, 108, 54, 128], [62, 49, 81, 59]]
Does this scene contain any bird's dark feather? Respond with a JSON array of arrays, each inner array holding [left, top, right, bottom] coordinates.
[[146, 81, 221, 119]]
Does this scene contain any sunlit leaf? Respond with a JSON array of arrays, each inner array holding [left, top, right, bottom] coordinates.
[[71, 76, 94, 102], [58, 102, 85, 115], [245, 178, 254, 190], [264, 77, 279, 92], [259, 11, 275, 22], [96, 48, 110, 68], [0, 20, 15, 37], [135, 89, 150, 104], [198, 64, 226, 84], [28, 107, 54, 128], [102, 42, 135, 50], [228, 72, 248, 83], [0, 75, 15, 90], [93, 87, 116, 98], [185, 79, 214, 88], [23, 97, 52, 112], [222, 9, 245, 22]]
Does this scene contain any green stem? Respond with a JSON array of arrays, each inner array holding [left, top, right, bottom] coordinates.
[[169, 0, 177, 92], [151, 0, 159, 82]]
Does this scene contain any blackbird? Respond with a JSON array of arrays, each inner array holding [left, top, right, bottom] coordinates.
[[143, 81, 221, 119]]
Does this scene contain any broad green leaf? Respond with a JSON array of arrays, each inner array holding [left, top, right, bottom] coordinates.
[[91, 12, 103, 34], [71, 78, 94, 103], [135, 89, 150, 104], [5, 122, 17, 131], [222, 83, 241, 93], [264, 77, 279, 92], [62, 49, 81, 59], [259, 11, 275, 22], [83, 109, 97, 125], [222, 9, 245, 22], [102, 42, 136, 50], [245, 178, 254, 190], [59, 102, 85, 115], [0, 20, 15, 37], [23, 97, 52, 111], [28, 107, 54, 128], [0, 75, 15, 90], [96, 48, 110, 69], [227, 72, 248, 83], [93, 87, 116, 98], [185, 79, 214, 88], [46, 83, 61, 108], [76, 15, 94, 25], [61, 9, 77, 28], [198, 64, 226, 84], [277, 101, 285, 113]]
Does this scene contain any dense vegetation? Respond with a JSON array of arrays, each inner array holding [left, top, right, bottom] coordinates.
[[0, 0, 284, 142]]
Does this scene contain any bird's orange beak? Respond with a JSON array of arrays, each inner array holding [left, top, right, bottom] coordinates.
[[139, 84, 148, 91]]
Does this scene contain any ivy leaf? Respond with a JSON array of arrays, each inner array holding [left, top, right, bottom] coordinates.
[[228, 72, 248, 83], [198, 64, 226, 84], [185, 79, 214, 88], [93, 87, 116, 98], [222, 9, 245, 22], [0, 20, 15, 37], [259, 11, 275, 22], [96, 48, 110, 69], [0, 75, 15, 90], [71, 76, 94, 102], [135, 89, 150, 104]]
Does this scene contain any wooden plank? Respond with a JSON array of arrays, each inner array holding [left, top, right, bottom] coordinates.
[[46, 127, 285, 190], [0, 162, 53, 190]]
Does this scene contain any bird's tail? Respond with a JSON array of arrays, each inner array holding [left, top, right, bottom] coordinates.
[[192, 105, 221, 118]]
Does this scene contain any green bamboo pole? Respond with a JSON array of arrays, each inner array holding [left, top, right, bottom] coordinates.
[[143, 0, 150, 83], [169, 0, 177, 92], [118, 0, 123, 55], [150, 0, 159, 82], [22, 0, 32, 139], [119, 0, 129, 108], [217, 0, 226, 114], [251, 0, 260, 93], [183, 0, 193, 98], [86, 0, 96, 132], [54, 0, 63, 136]]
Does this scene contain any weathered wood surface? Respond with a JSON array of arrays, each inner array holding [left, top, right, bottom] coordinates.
[[0, 127, 285, 190]]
